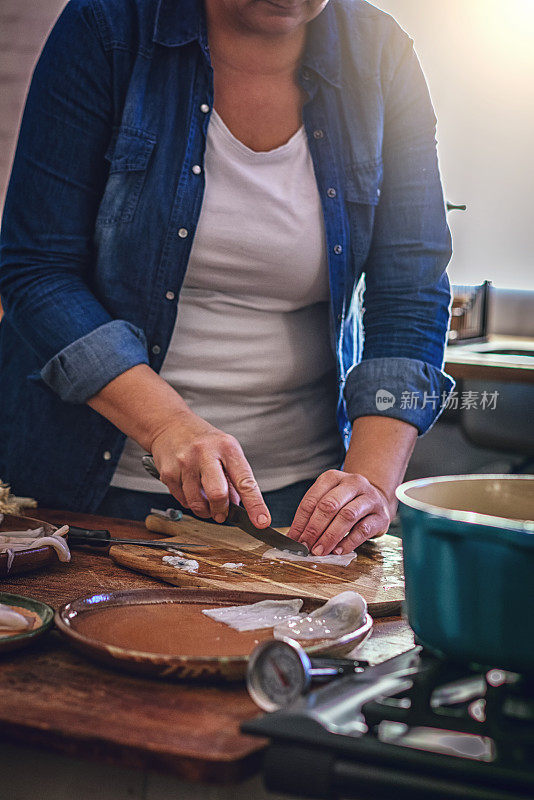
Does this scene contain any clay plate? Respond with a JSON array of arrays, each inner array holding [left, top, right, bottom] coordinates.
[[0, 592, 55, 653], [55, 588, 373, 681], [0, 513, 68, 577]]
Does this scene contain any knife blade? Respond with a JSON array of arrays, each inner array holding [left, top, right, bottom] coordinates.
[[224, 502, 309, 556], [141, 455, 309, 556]]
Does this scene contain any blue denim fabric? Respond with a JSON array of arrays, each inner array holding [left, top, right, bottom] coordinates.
[[0, 0, 454, 512]]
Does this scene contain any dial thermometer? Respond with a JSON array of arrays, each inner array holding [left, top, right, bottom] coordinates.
[[247, 638, 368, 712]]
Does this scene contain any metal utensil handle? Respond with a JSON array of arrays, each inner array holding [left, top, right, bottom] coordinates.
[[142, 455, 161, 480], [107, 539, 206, 552], [310, 656, 369, 675]]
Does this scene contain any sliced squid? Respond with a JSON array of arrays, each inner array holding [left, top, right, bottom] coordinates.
[[261, 547, 357, 566], [274, 591, 367, 640], [1, 525, 71, 573], [202, 599, 304, 632], [0, 603, 32, 632]]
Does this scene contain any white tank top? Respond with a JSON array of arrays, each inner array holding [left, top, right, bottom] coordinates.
[[112, 110, 342, 493]]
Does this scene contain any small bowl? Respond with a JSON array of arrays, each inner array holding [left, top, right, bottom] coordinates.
[[0, 592, 55, 653], [297, 612, 374, 658], [0, 513, 67, 577]]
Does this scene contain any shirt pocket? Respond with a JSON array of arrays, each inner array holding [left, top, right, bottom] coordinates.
[[345, 159, 383, 206], [96, 127, 156, 225], [345, 159, 383, 260]]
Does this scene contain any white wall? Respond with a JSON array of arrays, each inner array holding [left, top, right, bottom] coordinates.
[[372, 0, 534, 290]]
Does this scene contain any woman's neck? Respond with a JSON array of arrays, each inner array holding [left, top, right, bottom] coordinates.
[[204, 0, 306, 79]]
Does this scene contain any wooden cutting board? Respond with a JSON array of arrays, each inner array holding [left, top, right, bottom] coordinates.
[[109, 515, 405, 617]]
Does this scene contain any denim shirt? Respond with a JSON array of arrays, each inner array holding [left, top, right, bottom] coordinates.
[[0, 0, 454, 512]]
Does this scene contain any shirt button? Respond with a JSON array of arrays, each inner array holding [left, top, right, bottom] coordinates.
[[301, 68, 312, 80], [178, 228, 188, 238], [103, 451, 112, 461], [152, 345, 161, 355], [327, 187, 337, 198], [337, 313, 343, 323], [200, 103, 210, 113], [377, 188, 381, 197], [165, 291, 175, 301], [192, 164, 202, 175], [334, 244, 343, 255], [313, 129, 324, 139]]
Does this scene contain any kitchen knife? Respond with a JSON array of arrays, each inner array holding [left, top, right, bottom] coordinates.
[[67, 527, 207, 554], [224, 502, 309, 556], [141, 455, 310, 557]]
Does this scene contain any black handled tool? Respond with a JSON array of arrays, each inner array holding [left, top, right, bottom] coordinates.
[[67, 527, 207, 554]]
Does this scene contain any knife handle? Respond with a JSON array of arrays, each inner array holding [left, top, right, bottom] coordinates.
[[225, 503, 242, 527], [67, 527, 111, 552], [142, 454, 161, 480], [145, 514, 183, 537]]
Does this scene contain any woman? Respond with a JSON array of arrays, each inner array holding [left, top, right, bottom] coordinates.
[[0, 0, 453, 555]]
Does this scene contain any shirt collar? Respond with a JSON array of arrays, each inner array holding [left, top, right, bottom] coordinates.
[[153, 0, 207, 49], [302, 2, 343, 89], [153, 0, 342, 89]]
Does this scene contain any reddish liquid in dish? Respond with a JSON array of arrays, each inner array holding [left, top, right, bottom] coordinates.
[[73, 602, 275, 657]]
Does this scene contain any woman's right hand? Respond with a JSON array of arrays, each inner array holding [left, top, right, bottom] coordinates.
[[150, 410, 271, 527], [87, 364, 270, 528]]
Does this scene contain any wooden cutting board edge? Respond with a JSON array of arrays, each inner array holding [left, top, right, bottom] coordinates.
[[109, 540, 404, 618]]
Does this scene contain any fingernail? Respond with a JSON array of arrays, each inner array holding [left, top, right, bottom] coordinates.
[[312, 545, 324, 556], [257, 514, 269, 526], [334, 547, 343, 555], [214, 513, 226, 523]]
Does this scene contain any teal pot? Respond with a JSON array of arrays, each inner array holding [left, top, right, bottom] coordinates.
[[396, 475, 534, 673]]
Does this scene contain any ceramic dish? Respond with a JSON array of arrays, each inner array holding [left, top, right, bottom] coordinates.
[[0, 592, 55, 653], [55, 588, 373, 681], [0, 513, 67, 577]]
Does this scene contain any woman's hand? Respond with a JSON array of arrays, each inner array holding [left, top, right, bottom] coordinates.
[[87, 364, 270, 528], [150, 410, 271, 528], [287, 470, 392, 555], [286, 416, 418, 555]]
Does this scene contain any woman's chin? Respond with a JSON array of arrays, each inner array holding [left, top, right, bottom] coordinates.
[[242, 0, 320, 35]]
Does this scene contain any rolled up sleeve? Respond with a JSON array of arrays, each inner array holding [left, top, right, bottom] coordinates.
[[345, 33, 455, 434], [344, 356, 454, 434], [40, 320, 149, 403]]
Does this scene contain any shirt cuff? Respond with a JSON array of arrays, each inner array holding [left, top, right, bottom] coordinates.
[[344, 357, 455, 435], [41, 320, 149, 403]]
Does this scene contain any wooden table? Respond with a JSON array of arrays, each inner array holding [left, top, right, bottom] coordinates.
[[0, 510, 413, 794]]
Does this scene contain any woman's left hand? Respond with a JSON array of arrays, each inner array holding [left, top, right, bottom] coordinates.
[[286, 470, 392, 555]]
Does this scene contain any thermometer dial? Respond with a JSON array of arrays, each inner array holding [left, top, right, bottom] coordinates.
[[246, 638, 313, 712]]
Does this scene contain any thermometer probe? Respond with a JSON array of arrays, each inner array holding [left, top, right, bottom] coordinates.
[[247, 638, 369, 711]]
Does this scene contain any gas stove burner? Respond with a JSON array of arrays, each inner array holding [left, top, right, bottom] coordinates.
[[243, 647, 534, 800], [376, 720, 496, 763], [430, 674, 487, 709]]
